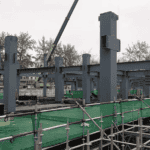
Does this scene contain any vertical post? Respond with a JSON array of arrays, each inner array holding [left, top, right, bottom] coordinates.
[[137, 109, 141, 149], [136, 136, 140, 150], [143, 80, 146, 98], [122, 112, 125, 150], [76, 77, 79, 91], [128, 79, 132, 93], [90, 78, 94, 92], [97, 74, 100, 99], [0, 45, 2, 69], [111, 124, 114, 150], [34, 104, 38, 150], [98, 11, 120, 102], [144, 75, 150, 98], [16, 76, 21, 100], [74, 80, 77, 91], [100, 113, 103, 150], [82, 138, 85, 150], [82, 99, 85, 150], [36, 123, 43, 150], [139, 117, 143, 149], [0, 46, 3, 104], [132, 102, 135, 132], [43, 54, 48, 97], [82, 54, 91, 104], [96, 77, 98, 91], [138, 109, 140, 127], [65, 120, 70, 150], [93, 78, 96, 90], [120, 71, 129, 100], [113, 97, 118, 146], [4, 36, 19, 113], [55, 57, 64, 103], [86, 130, 91, 150], [71, 82, 73, 91]]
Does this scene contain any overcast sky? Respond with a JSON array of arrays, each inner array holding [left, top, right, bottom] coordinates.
[[1, 0, 150, 63]]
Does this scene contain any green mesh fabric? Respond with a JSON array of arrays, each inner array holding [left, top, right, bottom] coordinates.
[[31, 113, 42, 131], [0, 99, 150, 150]]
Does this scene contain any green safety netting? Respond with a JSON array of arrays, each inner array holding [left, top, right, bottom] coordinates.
[[64, 90, 143, 99], [0, 89, 143, 100], [0, 93, 3, 99], [0, 98, 150, 150]]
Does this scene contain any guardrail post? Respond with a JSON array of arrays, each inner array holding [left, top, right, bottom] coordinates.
[[100, 113, 103, 150], [132, 102, 135, 132], [110, 124, 114, 150], [113, 97, 118, 146], [65, 120, 70, 150], [122, 112, 125, 150], [82, 99, 85, 150], [138, 109, 140, 130], [36, 123, 44, 150], [82, 138, 85, 150], [86, 130, 91, 150], [139, 117, 143, 149], [34, 104, 38, 150], [136, 136, 140, 150]]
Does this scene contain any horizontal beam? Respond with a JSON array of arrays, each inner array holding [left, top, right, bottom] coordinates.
[[17, 66, 55, 75], [19, 73, 42, 77], [117, 60, 150, 71], [17, 61, 150, 78]]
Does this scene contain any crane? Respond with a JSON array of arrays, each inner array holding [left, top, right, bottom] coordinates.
[[35, 0, 79, 84], [46, 0, 79, 63]]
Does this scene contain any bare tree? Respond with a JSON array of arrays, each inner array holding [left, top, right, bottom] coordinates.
[[32, 36, 48, 68], [33, 36, 81, 67], [0, 32, 16, 69], [122, 40, 150, 62], [15, 32, 36, 68], [0, 32, 36, 69], [61, 44, 81, 67], [117, 56, 128, 63]]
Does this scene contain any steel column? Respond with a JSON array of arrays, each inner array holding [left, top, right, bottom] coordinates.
[[82, 54, 91, 104], [120, 71, 129, 100], [43, 54, 48, 97], [98, 11, 120, 102], [4, 36, 19, 113], [55, 57, 64, 103]]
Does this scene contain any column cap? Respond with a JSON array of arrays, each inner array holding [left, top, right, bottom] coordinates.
[[98, 11, 118, 22]]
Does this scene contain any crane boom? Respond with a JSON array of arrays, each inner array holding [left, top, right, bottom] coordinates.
[[46, 0, 79, 63], [36, 0, 79, 83]]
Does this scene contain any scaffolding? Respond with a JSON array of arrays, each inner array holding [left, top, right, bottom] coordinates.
[[1, 97, 150, 150]]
